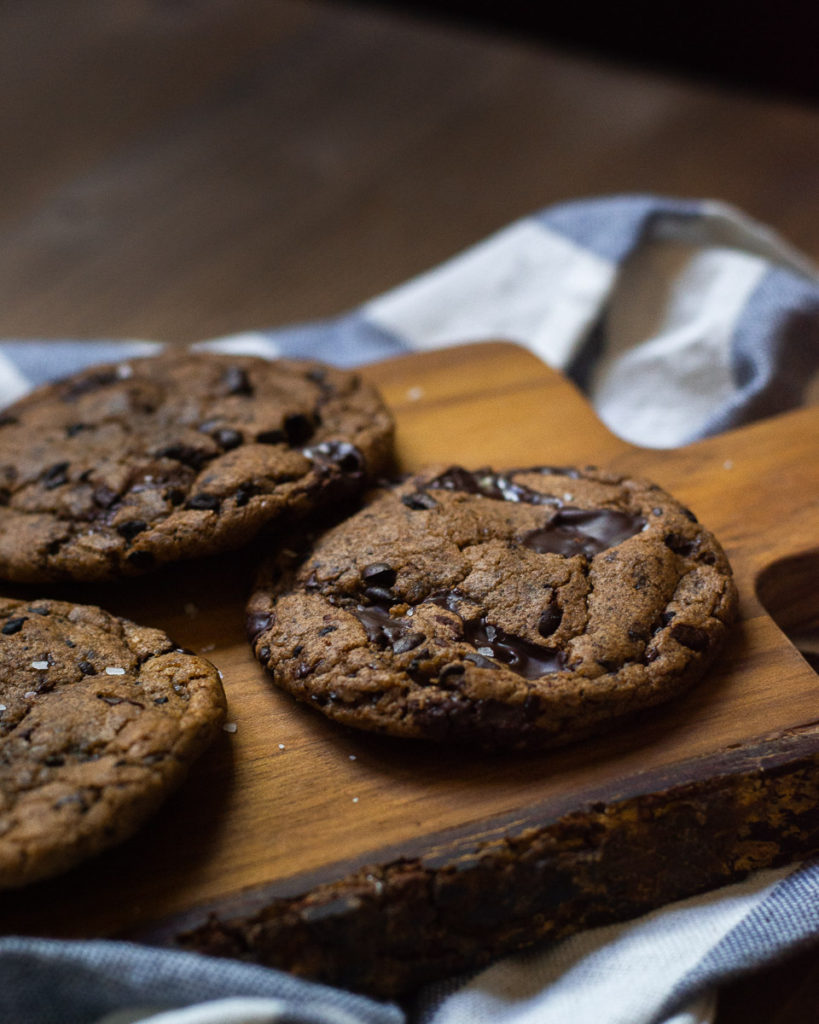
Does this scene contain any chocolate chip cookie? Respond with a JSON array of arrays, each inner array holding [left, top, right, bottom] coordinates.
[[0, 352, 394, 582], [247, 465, 738, 749], [0, 597, 226, 888]]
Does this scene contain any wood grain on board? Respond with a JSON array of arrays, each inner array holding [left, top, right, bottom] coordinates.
[[1, 341, 816, 994]]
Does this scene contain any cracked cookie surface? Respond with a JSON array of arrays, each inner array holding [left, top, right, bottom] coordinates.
[[0, 597, 226, 888], [247, 465, 738, 749], [0, 351, 394, 582]]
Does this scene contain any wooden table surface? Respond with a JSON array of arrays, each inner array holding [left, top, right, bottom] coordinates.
[[2, 1, 818, 1018]]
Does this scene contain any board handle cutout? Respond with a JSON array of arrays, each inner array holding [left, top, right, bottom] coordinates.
[[756, 551, 819, 673]]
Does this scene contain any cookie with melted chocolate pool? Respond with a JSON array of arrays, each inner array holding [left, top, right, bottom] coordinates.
[[0, 351, 393, 582], [247, 465, 738, 749]]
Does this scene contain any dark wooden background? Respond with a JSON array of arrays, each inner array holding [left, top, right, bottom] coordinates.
[[2, 1, 818, 1019]]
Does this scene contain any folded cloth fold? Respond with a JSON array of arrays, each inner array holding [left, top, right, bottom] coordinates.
[[1, 195, 818, 1024]]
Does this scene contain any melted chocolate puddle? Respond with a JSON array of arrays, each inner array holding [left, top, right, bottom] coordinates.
[[523, 507, 646, 558], [354, 588, 566, 680], [351, 468, 646, 680]]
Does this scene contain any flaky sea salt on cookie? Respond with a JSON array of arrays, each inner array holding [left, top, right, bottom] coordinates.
[[247, 465, 737, 749], [0, 352, 394, 582]]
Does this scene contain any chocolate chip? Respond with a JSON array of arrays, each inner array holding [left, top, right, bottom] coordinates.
[[318, 625, 336, 636], [61, 370, 118, 401], [537, 603, 562, 638], [0, 414, 18, 427], [2, 617, 26, 635], [246, 610, 273, 640], [256, 429, 286, 445], [402, 491, 438, 511], [28, 606, 50, 616], [222, 366, 254, 396], [155, 444, 209, 470], [364, 586, 394, 605], [304, 441, 365, 475], [93, 486, 119, 509], [361, 563, 397, 587], [65, 423, 89, 437], [116, 520, 148, 542], [165, 487, 185, 506], [392, 632, 425, 654], [664, 532, 698, 557], [234, 483, 257, 506], [78, 660, 96, 675], [284, 413, 315, 446], [154, 696, 168, 704], [186, 493, 221, 512], [670, 623, 710, 652], [41, 462, 70, 489], [126, 550, 155, 570]]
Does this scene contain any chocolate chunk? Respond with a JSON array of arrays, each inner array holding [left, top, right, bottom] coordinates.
[[537, 602, 562, 638], [41, 462, 70, 490], [116, 520, 148, 542], [60, 370, 118, 401], [2, 617, 26, 635], [362, 563, 397, 587], [186, 493, 221, 513], [222, 365, 254, 396], [246, 611, 273, 640], [392, 632, 425, 654], [304, 441, 365, 475], [402, 491, 439, 511], [670, 623, 710, 652], [154, 444, 209, 470], [256, 429, 286, 445], [284, 413, 315, 446]]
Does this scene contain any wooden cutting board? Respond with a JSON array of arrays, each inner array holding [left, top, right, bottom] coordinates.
[[2, 342, 818, 996]]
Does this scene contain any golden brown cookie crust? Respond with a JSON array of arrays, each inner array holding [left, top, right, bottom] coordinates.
[[0, 597, 226, 888], [247, 465, 738, 749], [0, 352, 394, 582]]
